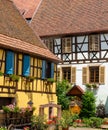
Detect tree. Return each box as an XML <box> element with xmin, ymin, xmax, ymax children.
<box><xmin>56</xmin><ymin>80</ymin><xmax>72</xmax><ymax>110</ymax></box>
<box><xmin>79</xmin><ymin>91</ymin><xmax>96</xmax><ymax>118</ymax></box>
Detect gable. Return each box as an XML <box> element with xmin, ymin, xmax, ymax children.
<box><xmin>0</xmin><ymin>0</ymin><xmax>46</xmax><ymax>49</ymax></box>
<box><xmin>67</xmin><ymin>85</ymin><xmax>84</xmax><ymax>97</ymax></box>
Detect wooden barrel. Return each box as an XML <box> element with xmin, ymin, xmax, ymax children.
<box><xmin>0</xmin><ymin>110</ymin><xmax>6</xmax><ymax>125</ymax></box>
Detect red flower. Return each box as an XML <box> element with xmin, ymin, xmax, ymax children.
<box><xmin>74</xmin><ymin>119</ymin><xmax>82</xmax><ymax>123</ymax></box>
<box><xmin>47</xmin><ymin>120</ymin><xmax>55</xmax><ymax>125</ymax></box>
<box><xmin>23</xmin><ymin>126</ymin><xmax>29</xmax><ymax>130</ymax></box>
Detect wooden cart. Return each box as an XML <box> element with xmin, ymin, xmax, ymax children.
<box><xmin>0</xmin><ymin>111</ymin><xmax>33</xmax><ymax>130</ymax></box>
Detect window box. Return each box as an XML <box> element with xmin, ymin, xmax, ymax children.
<box><xmin>44</xmin><ymin>78</ymin><xmax>55</xmax><ymax>85</ymax></box>
<box><xmin>85</xmin><ymin>83</ymin><xmax>99</xmax><ymax>89</ymax></box>
<box><xmin>9</xmin><ymin>74</ymin><xmax>20</xmax><ymax>82</ymax></box>
<box><xmin>25</xmin><ymin>76</ymin><xmax>35</xmax><ymax>82</ymax></box>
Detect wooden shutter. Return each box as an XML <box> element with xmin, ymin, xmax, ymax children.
<box><xmin>71</xmin><ymin>67</ymin><xmax>76</xmax><ymax>84</ymax></box>
<box><xmin>22</xmin><ymin>55</ymin><xmax>30</xmax><ymax>76</ymax></box>
<box><xmin>62</xmin><ymin>37</ymin><xmax>71</xmax><ymax>53</ymax></box>
<box><xmin>6</xmin><ymin>51</ymin><xmax>14</xmax><ymax>74</ymax></box>
<box><xmin>99</xmin><ymin>66</ymin><xmax>105</xmax><ymax>84</ymax></box>
<box><xmin>89</xmin><ymin>34</ymin><xmax>99</xmax><ymax>51</ymax></box>
<box><xmin>57</xmin><ymin>67</ymin><xmax>60</xmax><ymax>81</ymax></box>
<box><xmin>82</xmin><ymin>67</ymin><xmax>88</xmax><ymax>84</ymax></box>
<box><xmin>66</xmin><ymin>38</ymin><xmax>71</xmax><ymax>52</ymax></box>
<box><xmin>44</xmin><ymin>39</ymin><xmax>53</xmax><ymax>52</ymax></box>
<box><xmin>42</xmin><ymin>60</ymin><xmax>46</xmax><ymax>79</ymax></box>
<box><xmin>62</xmin><ymin>38</ymin><xmax>65</xmax><ymax>53</ymax></box>
<box><xmin>51</xmin><ymin>63</ymin><xmax>54</xmax><ymax>78</ymax></box>
<box><xmin>59</xmin><ymin>67</ymin><xmax>62</xmax><ymax>81</ymax></box>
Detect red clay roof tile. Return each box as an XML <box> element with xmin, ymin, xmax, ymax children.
<box><xmin>31</xmin><ymin>0</ymin><xmax>108</xmax><ymax>37</ymax></box>
<box><xmin>0</xmin><ymin>34</ymin><xmax>60</xmax><ymax>63</ymax></box>
<box><xmin>13</xmin><ymin>0</ymin><xmax>41</xmax><ymax>18</ymax></box>
<box><xmin>0</xmin><ymin>0</ymin><xmax>60</xmax><ymax>63</ymax></box>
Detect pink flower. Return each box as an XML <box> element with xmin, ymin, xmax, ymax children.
<box><xmin>20</xmin><ymin>107</ymin><xmax>26</xmax><ymax>113</ymax></box>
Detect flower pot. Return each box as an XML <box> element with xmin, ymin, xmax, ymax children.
<box><xmin>62</xmin><ymin>127</ymin><xmax>69</xmax><ymax>130</ymax></box>
<box><xmin>48</xmin><ymin>124</ymin><xmax>56</xmax><ymax>130</ymax></box>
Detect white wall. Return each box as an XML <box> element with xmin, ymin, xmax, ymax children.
<box><xmin>73</xmin><ymin>63</ymin><xmax>108</xmax><ymax>114</ymax></box>
<box><xmin>58</xmin><ymin>62</ymin><xmax>108</xmax><ymax>114</ymax></box>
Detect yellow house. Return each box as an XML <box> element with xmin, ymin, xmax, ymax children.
<box><xmin>0</xmin><ymin>0</ymin><xmax>60</xmax><ymax>116</ymax></box>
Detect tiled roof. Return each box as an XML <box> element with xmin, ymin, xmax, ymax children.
<box><xmin>67</xmin><ymin>85</ymin><xmax>84</xmax><ymax>96</ymax></box>
<box><xmin>0</xmin><ymin>0</ymin><xmax>60</xmax><ymax>63</ymax></box>
<box><xmin>0</xmin><ymin>34</ymin><xmax>60</xmax><ymax>63</ymax></box>
<box><xmin>13</xmin><ymin>0</ymin><xmax>41</xmax><ymax>18</ymax></box>
<box><xmin>31</xmin><ymin>0</ymin><xmax>108</xmax><ymax>37</ymax></box>
<box><xmin>0</xmin><ymin>0</ymin><xmax>45</xmax><ymax>48</ymax></box>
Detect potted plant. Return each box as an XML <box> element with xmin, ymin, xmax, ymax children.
<box><xmin>31</xmin><ymin>114</ymin><xmax>48</xmax><ymax>130</ymax></box>
<box><xmin>0</xmin><ymin>127</ymin><xmax>7</xmax><ymax>130</ymax></box>
<box><xmin>85</xmin><ymin>83</ymin><xmax>98</xmax><ymax>90</ymax></box>
<box><xmin>9</xmin><ymin>74</ymin><xmax>20</xmax><ymax>82</ymax></box>
<box><xmin>45</xmin><ymin>78</ymin><xmax>55</xmax><ymax>85</ymax></box>
<box><xmin>26</xmin><ymin>76</ymin><xmax>35</xmax><ymax>82</ymax></box>
<box><xmin>0</xmin><ymin>71</ymin><xmax>3</xmax><ymax>76</ymax></box>
<box><xmin>85</xmin><ymin>83</ymin><xmax>92</xmax><ymax>89</ymax></box>
<box><xmin>47</xmin><ymin>78</ymin><xmax>55</xmax><ymax>83</ymax></box>
<box><xmin>59</xmin><ymin>110</ymin><xmax>72</xmax><ymax>130</ymax></box>
<box><xmin>92</xmin><ymin>84</ymin><xmax>98</xmax><ymax>88</ymax></box>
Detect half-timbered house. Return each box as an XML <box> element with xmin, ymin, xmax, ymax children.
<box><xmin>0</xmin><ymin>0</ymin><xmax>60</xmax><ymax>116</ymax></box>
<box><xmin>29</xmin><ymin>0</ymin><xmax>108</xmax><ymax>113</ymax></box>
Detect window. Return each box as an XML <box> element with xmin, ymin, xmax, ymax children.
<box><xmin>62</xmin><ymin>67</ymin><xmax>76</xmax><ymax>83</ymax></box>
<box><xmin>5</xmin><ymin>51</ymin><xmax>14</xmax><ymax>74</ymax></box>
<box><xmin>62</xmin><ymin>37</ymin><xmax>71</xmax><ymax>53</ymax></box>
<box><xmin>82</xmin><ymin>66</ymin><xmax>105</xmax><ymax>84</ymax></box>
<box><xmin>42</xmin><ymin>60</ymin><xmax>54</xmax><ymax>79</ymax></box>
<box><xmin>89</xmin><ymin>66</ymin><xmax>99</xmax><ymax>83</ymax></box>
<box><xmin>89</xmin><ymin>34</ymin><xmax>100</xmax><ymax>51</ymax></box>
<box><xmin>0</xmin><ymin>97</ymin><xmax>14</xmax><ymax>109</ymax></box>
<box><xmin>62</xmin><ymin>67</ymin><xmax>71</xmax><ymax>82</ymax></box>
<box><xmin>22</xmin><ymin>55</ymin><xmax>30</xmax><ymax>76</ymax></box>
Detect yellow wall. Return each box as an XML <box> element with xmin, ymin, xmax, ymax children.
<box><xmin>0</xmin><ymin>48</ymin><xmax>57</xmax><ymax>116</ymax></box>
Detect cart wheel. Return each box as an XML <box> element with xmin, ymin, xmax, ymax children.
<box><xmin>8</xmin><ymin>124</ymin><xmax>15</xmax><ymax>130</ymax></box>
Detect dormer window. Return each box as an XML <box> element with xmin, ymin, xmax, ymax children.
<box><xmin>89</xmin><ymin>34</ymin><xmax>100</xmax><ymax>51</ymax></box>
<box><xmin>62</xmin><ymin>37</ymin><xmax>71</xmax><ymax>53</ymax></box>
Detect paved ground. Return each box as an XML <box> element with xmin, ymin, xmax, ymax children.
<box><xmin>69</xmin><ymin>127</ymin><xmax>102</xmax><ymax>130</ymax></box>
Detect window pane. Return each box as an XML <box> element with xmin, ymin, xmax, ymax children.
<box><xmin>89</xmin><ymin>66</ymin><xmax>99</xmax><ymax>83</ymax></box>
<box><xmin>62</xmin><ymin>67</ymin><xmax>71</xmax><ymax>82</ymax></box>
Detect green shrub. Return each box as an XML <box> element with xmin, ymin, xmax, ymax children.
<box><xmin>56</xmin><ymin>80</ymin><xmax>72</xmax><ymax>110</ymax></box>
<box><xmin>79</xmin><ymin>91</ymin><xmax>96</xmax><ymax>118</ymax></box>
<box><xmin>0</xmin><ymin>127</ymin><xmax>7</xmax><ymax>130</ymax></box>
<box><xmin>59</xmin><ymin>110</ymin><xmax>73</xmax><ymax>128</ymax></box>
<box><xmin>83</xmin><ymin>117</ymin><xmax>103</xmax><ymax>128</ymax></box>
